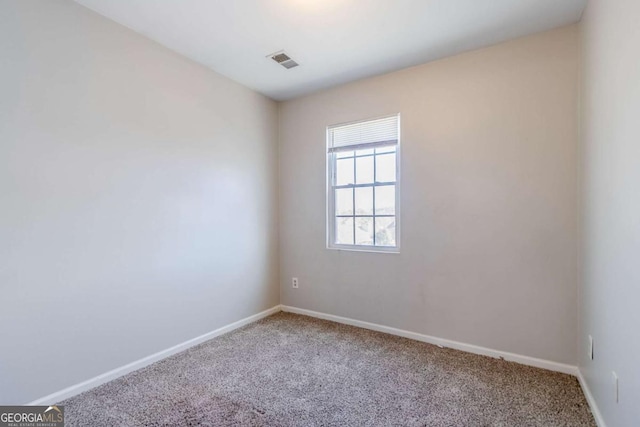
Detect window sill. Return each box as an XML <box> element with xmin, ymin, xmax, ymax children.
<box><xmin>327</xmin><ymin>245</ymin><xmax>400</xmax><ymax>254</ymax></box>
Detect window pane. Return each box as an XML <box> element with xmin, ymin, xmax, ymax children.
<box><xmin>375</xmin><ymin>217</ymin><xmax>396</xmax><ymax>247</ymax></box>
<box><xmin>336</xmin><ymin>217</ymin><xmax>354</xmax><ymax>245</ymax></box>
<box><xmin>335</xmin><ymin>188</ymin><xmax>353</xmax><ymax>215</ymax></box>
<box><xmin>375</xmin><ymin>153</ymin><xmax>396</xmax><ymax>182</ymax></box>
<box><xmin>355</xmin><ymin>148</ymin><xmax>374</xmax><ymax>156</ymax></box>
<box><xmin>336</xmin><ymin>158</ymin><xmax>354</xmax><ymax>186</ymax></box>
<box><xmin>355</xmin><ymin>217</ymin><xmax>374</xmax><ymax>246</ymax></box>
<box><xmin>375</xmin><ymin>185</ymin><xmax>395</xmax><ymax>215</ymax></box>
<box><xmin>355</xmin><ymin>187</ymin><xmax>373</xmax><ymax>215</ymax></box>
<box><xmin>336</xmin><ymin>150</ymin><xmax>354</xmax><ymax>159</ymax></box>
<box><xmin>355</xmin><ymin>156</ymin><xmax>374</xmax><ymax>184</ymax></box>
<box><xmin>375</xmin><ymin>145</ymin><xmax>396</xmax><ymax>154</ymax></box>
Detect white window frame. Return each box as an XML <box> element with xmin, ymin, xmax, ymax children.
<box><xmin>326</xmin><ymin>114</ymin><xmax>401</xmax><ymax>253</ymax></box>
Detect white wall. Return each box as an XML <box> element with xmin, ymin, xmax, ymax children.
<box><xmin>0</xmin><ymin>0</ymin><xmax>279</xmax><ymax>404</ymax></box>
<box><xmin>579</xmin><ymin>0</ymin><xmax>640</xmax><ymax>425</ymax></box>
<box><xmin>279</xmin><ymin>26</ymin><xmax>580</xmax><ymax>365</ymax></box>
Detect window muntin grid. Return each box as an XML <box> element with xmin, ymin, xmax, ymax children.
<box><xmin>328</xmin><ymin>144</ymin><xmax>399</xmax><ymax>251</ymax></box>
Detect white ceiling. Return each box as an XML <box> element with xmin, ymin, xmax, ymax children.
<box><xmin>75</xmin><ymin>0</ymin><xmax>587</xmax><ymax>101</ymax></box>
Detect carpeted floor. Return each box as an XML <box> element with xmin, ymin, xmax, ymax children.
<box><xmin>61</xmin><ymin>312</ymin><xmax>595</xmax><ymax>426</ymax></box>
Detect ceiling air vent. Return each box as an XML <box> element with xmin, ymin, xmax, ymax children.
<box><xmin>268</xmin><ymin>51</ymin><xmax>299</xmax><ymax>69</ymax></box>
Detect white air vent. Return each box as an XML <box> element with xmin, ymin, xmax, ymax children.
<box><xmin>267</xmin><ymin>51</ymin><xmax>299</xmax><ymax>69</ymax></box>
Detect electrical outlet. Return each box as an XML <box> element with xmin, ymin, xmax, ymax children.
<box><xmin>292</xmin><ymin>277</ymin><xmax>299</xmax><ymax>289</ymax></box>
<box><xmin>588</xmin><ymin>335</ymin><xmax>594</xmax><ymax>360</ymax></box>
<box><xmin>612</xmin><ymin>371</ymin><xmax>619</xmax><ymax>403</ymax></box>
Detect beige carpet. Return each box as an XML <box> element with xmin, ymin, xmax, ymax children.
<box><xmin>61</xmin><ymin>312</ymin><xmax>595</xmax><ymax>426</ymax></box>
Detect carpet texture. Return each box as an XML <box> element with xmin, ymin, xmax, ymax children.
<box><xmin>61</xmin><ymin>312</ymin><xmax>595</xmax><ymax>426</ymax></box>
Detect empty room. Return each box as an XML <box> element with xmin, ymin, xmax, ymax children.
<box><xmin>1</xmin><ymin>0</ymin><xmax>638</xmax><ymax>426</ymax></box>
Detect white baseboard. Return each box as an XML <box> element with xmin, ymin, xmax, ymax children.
<box><xmin>27</xmin><ymin>305</ymin><xmax>282</xmax><ymax>405</ymax></box>
<box><xmin>29</xmin><ymin>303</ymin><xmax>602</xmax><ymax>425</ymax></box>
<box><xmin>577</xmin><ymin>369</ymin><xmax>607</xmax><ymax>427</ymax></box>
<box><xmin>281</xmin><ymin>305</ymin><xmax>578</xmax><ymax>376</ymax></box>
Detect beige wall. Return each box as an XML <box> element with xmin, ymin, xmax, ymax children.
<box><xmin>580</xmin><ymin>0</ymin><xmax>640</xmax><ymax>425</ymax></box>
<box><xmin>0</xmin><ymin>1</ymin><xmax>279</xmax><ymax>404</ymax></box>
<box><xmin>279</xmin><ymin>26</ymin><xmax>580</xmax><ymax>364</ymax></box>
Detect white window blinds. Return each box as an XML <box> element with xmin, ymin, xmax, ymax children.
<box><xmin>328</xmin><ymin>115</ymin><xmax>399</xmax><ymax>152</ymax></box>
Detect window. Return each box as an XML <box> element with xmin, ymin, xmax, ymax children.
<box><xmin>327</xmin><ymin>115</ymin><xmax>400</xmax><ymax>252</ymax></box>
